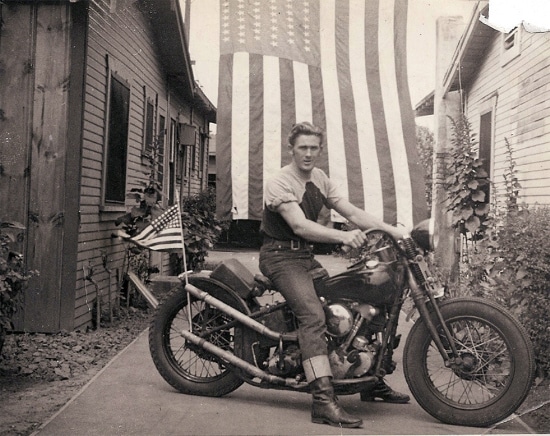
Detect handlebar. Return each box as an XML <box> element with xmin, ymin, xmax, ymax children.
<box><xmin>341</xmin><ymin>228</ymin><xmax>402</xmax><ymax>254</ymax></box>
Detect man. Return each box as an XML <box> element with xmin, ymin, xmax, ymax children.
<box><xmin>259</xmin><ymin>122</ymin><xmax>409</xmax><ymax>428</ymax></box>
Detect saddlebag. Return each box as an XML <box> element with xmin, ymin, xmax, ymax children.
<box><xmin>210</xmin><ymin>258</ymin><xmax>255</xmax><ymax>299</ymax></box>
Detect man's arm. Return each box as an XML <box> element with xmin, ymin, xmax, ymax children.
<box><xmin>277</xmin><ymin>201</ymin><xmax>368</xmax><ymax>249</ymax></box>
<box><xmin>331</xmin><ymin>197</ymin><xmax>404</xmax><ymax>240</ymax></box>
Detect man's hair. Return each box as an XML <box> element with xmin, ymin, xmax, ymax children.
<box><xmin>287</xmin><ymin>121</ymin><xmax>324</xmax><ymax>146</ymax></box>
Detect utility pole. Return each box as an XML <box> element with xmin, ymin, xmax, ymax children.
<box><xmin>432</xmin><ymin>16</ymin><xmax>466</xmax><ymax>281</ymax></box>
<box><xmin>183</xmin><ymin>0</ymin><xmax>191</xmax><ymax>43</ymax></box>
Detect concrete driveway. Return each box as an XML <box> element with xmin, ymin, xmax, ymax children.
<box><xmin>34</xmin><ymin>250</ymin><xmax>533</xmax><ymax>435</ymax></box>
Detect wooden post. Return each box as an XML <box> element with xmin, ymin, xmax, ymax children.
<box><xmin>432</xmin><ymin>16</ymin><xmax>467</xmax><ymax>281</ymax></box>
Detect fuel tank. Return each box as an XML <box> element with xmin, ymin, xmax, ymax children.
<box><xmin>315</xmin><ymin>260</ymin><xmax>403</xmax><ymax>305</ymax></box>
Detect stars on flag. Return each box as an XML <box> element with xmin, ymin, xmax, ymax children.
<box><xmin>220</xmin><ymin>0</ymin><xmax>316</xmax><ymax>63</ymax></box>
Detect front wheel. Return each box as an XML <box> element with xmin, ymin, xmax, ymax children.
<box><xmin>148</xmin><ymin>280</ymin><xmax>250</xmax><ymax>397</ymax></box>
<box><xmin>403</xmin><ymin>297</ymin><xmax>535</xmax><ymax>427</ymax></box>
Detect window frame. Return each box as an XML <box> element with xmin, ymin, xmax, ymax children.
<box><xmin>102</xmin><ymin>70</ymin><xmax>131</xmax><ymax>209</ymax></box>
<box><xmin>501</xmin><ymin>26</ymin><xmax>522</xmax><ymax>67</ymax></box>
<box><xmin>142</xmin><ymin>87</ymin><xmax>157</xmax><ymax>156</ymax></box>
<box><xmin>157</xmin><ymin>113</ymin><xmax>166</xmax><ymax>204</ymax></box>
<box><xmin>478</xmin><ymin>93</ymin><xmax>498</xmax><ymax>206</ymax></box>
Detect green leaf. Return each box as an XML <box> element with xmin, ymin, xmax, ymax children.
<box><xmin>467</xmin><ymin>180</ymin><xmax>479</xmax><ymax>189</ymax></box>
<box><xmin>474</xmin><ymin>203</ymin><xmax>490</xmax><ymax>215</ymax></box>
<box><xmin>476</xmin><ymin>168</ymin><xmax>488</xmax><ymax>177</ymax></box>
<box><xmin>459</xmin><ymin>207</ymin><xmax>474</xmax><ymax>220</ymax></box>
<box><xmin>471</xmin><ymin>190</ymin><xmax>486</xmax><ymax>202</ymax></box>
<box><xmin>465</xmin><ymin>215</ymin><xmax>481</xmax><ymax>234</ymax></box>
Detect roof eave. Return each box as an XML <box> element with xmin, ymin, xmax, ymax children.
<box><xmin>442</xmin><ymin>2</ymin><xmax>496</xmax><ymax>96</ymax></box>
<box><xmin>415</xmin><ymin>91</ymin><xmax>435</xmax><ymax>117</ymax></box>
<box><xmin>139</xmin><ymin>0</ymin><xmax>195</xmax><ymax>99</ymax></box>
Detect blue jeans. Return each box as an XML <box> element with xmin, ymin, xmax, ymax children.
<box><xmin>259</xmin><ymin>244</ymin><xmax>332</xmax><ymax>381</ymax></box>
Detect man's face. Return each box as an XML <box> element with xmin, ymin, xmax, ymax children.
<box><xmin>290</xmin><ymin>134</ymin><xmax>322</xmax><ymax>173</ymax></box>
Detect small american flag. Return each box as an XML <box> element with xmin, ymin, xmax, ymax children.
<box><xmin>216</xmin><ymin>0</ymin><xmax>427</xmax><ymax>227</ymax></box>
<box><xmin>130</xmin><ymin>204</ymin><xmax>184</xmax><ymax>251</ymax></box>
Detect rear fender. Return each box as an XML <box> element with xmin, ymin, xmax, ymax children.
<box><xmin>186</xmin><ymin>274</ymin><xmax>260</xmax><ymax>365</ymax></box>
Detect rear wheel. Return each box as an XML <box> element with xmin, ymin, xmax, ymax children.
<box><xmin>403</xmin><ymin>297</ymin><xmax>535</xmax><ymax>427</ymax></box>
<box><xmin>149</xmin><ymin>281</ymin><xmax>249</xmax><ymax>396</ymax></box>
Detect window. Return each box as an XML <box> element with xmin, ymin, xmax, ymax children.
<box><xmin>178</xmin><ymin>123</ymin><xmax>195</xmax><ymax>177</ymax></box>
<box><xmin>479</xmin><ymin>111</ymin><xmax>493</xmax><ymax>205</ymax></box>
<box><xmin>501</xmin><ymin>26</ymin><xmax>521</xmax><ymax>66</ymax></box>
<box><xmin>157</xmin><ymin>114</ymin><xmax>166</xmax><ymax>186</ymax></box>
<box><xmin>105</xmin><ymin>75</ymin><xmax>130</xmax><ymax>204</ymax></box>
<box><xmin>169</xmin><ymin>118</ymin><xmax>177</xmax><ymax>204</ymax></box>
<box><xmin>144</xmin><ymin>98</ymin><xmax>155</xmax><ymax>155</ymax></box>
<box><xmin>198</xmin><ymin>131</ymin><xmax>207</xmax><ymax>178</ymax></box>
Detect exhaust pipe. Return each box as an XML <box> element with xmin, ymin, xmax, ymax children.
<box><xmin>182</xmin><ymin>283</ymin><xmax>379</xmax><ymax>390</ymax></box>
<box><xmin>185</xmin><ymin>283</ymin><xmax>298</xmax><ymax>342</ymax></box>
<box><xmin>180</xmin><ymin>329</ymin><xmax>307</xmax><ymax>389</ymax></box>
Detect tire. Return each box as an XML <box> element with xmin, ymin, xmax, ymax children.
<box><xmin>148</xmin><ymin>280</ymin><xmax>250</xmax><ymax>397</ymax></box>
<box><xmin>403</xmin><ymin>297</ymin><xmax>535</xmax><ymax>427</ymax></box>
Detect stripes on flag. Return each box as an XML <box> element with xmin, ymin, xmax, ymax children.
<box><xmin>216</xmin><ymin>0</ymin><xmax>427</xmax><ymax>228</ymax></box>
<box><xmin>130</xmin><ymin>204</ymin><xmax>184</xmax><ymax>251</ymax></box>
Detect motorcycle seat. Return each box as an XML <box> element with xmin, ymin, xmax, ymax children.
<box><xmin>252</xmin><ymin>268</ymin><xmax>328</xmax><ymax>297</ymax></box>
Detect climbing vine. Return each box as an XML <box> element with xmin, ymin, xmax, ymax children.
<box><xmin>443</xmin><ymin>115</ymin><xmax>491</xmax><ymax>239</ymax></box>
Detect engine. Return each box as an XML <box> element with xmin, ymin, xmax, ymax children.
<box><xmin>324</xmin><ymin>301</ymin><xmax>382</xmax><ymax>379</ymax></box>
<box><xmin>262</xmin><ymin>300</ymin><xmax>384</xmax><ymax>380</ymax></box>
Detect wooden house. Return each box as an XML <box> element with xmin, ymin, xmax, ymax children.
<box><xmin>415</xmin><ymin>3</ymin><xmax>550</xmax><ymax>267</ymax></box>
<box><xmin>0</xmin><ymin>0</ymin><xmax>215</xmax><ymax>332</ymax></box>
<box><xmin>418</xmin><ymin>3</ymin><xmax>550</xmax><ymax>208</ymax></box>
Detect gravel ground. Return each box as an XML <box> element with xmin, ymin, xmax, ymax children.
<box><xmin>0</xmin><ymin>307</ymin><xmax>151</xmax><ymax>436</ymax></box>
<box><xmin>0</xmin><ymin>304</ymin><xmax>549</xmax><ymax>435</ymax></box>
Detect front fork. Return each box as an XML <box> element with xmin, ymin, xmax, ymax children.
<box><xmin>404</xmin><ymin>259</ymin><xmax>460</xmax><ymax>366</ymax></box>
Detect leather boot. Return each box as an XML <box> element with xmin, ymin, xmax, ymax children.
<box><xmin>310</xmin><ymin>377</ymin><xmax>363</xmax><ymax>428</ymax></box>
<box><xmin>360</xmin><ymin>379</ymin><xmax>410</xmax><ymax>403</ymax></box>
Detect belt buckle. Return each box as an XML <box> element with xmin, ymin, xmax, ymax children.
<box><xmin>290</xmin><ymin>239</ymin><xmax>300</xmax><ymax>250</ymax></box>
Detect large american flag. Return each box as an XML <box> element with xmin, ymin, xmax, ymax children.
<box><xmin>216</xmin><ymin>0</ymin><xmax>427</xmax><ymax>227</ymax></box>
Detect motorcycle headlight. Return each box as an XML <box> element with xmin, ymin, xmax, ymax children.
<box><xmin>410</xmin><ymin>218</ymin><xmax>437</xmax><ymax>252</ymax></box>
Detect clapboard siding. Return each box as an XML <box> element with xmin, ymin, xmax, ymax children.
<box><xmin>72</xmin><ymin>0</ymin><xmax>211</xmax><ymax>330</ymax></box>
<box><xmin>0</xmin><ymin>0</ymin><xmax>212</xmax><ymax>332</ymax></box>
<box><xmin>464</xmin><ymin>27</ymin><xmax>550</xmax><ymax>208</ymax></box>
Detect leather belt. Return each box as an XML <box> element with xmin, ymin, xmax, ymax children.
<box><xmin>263</xmin><ymin>236</ymin><xmax>314</xmax><ymax>251</ymax></box>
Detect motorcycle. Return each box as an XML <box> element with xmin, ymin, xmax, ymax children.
<box><xmin>148</xmin><ymin>219</ymin><xmax>535</xmax><ymax>427</ymax></box>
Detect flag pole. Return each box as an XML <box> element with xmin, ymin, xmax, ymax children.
<box><xmin>176</xmin><ymin>202</ymin><xmax>193</xmax><ymax>331</ymax></box>
<box><xmin>176</xmin><ymin>202</ymin><xmax>189</xmax><ymax>286</ymax></box>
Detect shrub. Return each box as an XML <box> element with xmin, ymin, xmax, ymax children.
<box><xmin>449</xmin><ymin>204</ymin><xmax>550</xmax><ymax>374</ymax></box>
<box><xmin>114</xmin><ymin>133</ymin><xmax>227</xmax><ymax>272</ymax></box>
<box><xmin>442</xmin><ymin>122</ymin><xmax>549</xmax><ymax>374</ymax></box>
<box><xmin>0</xmin><ymin>221</ymin><xmax>37</xmax><ymax>351</ymax></box>
<box><xmin>483</xmin><ymin>207</ymin><xmax>550</xmax><ymax>374</ymax></box>
<box><xmin>179</xmin><ymin>187</ymin><xmax>229</xmax><ymax>271</ymax></box>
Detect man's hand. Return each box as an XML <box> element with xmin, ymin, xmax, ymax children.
<box><xmin>340</xmin><ymin>229</ymin><xmax>367</xmax><ymax>250</ymax></box>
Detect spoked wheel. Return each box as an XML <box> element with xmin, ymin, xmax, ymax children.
<box><xmin>149</xmin><ymin>281</ymin><xmax>250</xmax><ymax>397</ymax></box>
<box><xmin>403</xmin><ymin>297</ymin><xmax>535</xmax><ymax>427</ymax></box>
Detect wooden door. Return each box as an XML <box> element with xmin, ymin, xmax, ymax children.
<box><xmin>1</xmin><ymin>3</ymin><xmax>74</xmax><ymax>332</ymax></box>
